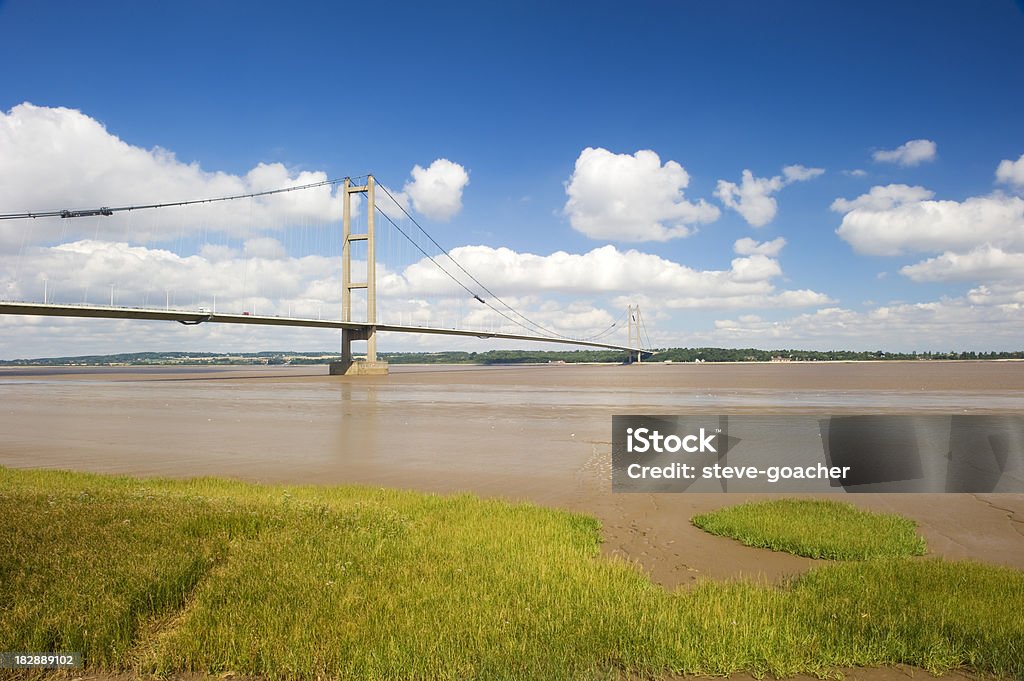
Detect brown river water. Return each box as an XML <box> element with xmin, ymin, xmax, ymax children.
<box><xmin>1</xmin><ymin>361</ymin><xmax>1022</xmax><ymax>587</ymax></box>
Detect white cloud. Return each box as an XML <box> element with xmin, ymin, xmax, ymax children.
<box><xmin>199</xmin><ymin>244</ymin><xmax>240</xmax><ymax>262</ymax></box>
<box><xmin>843</xmin><ymin>169</ymin><xmax>868</xmax><ymax>177</ymax></box>
<box><xmin>704</xmin><ymin>298</ymin><xmax>1024</xmax><ymax>352</ymax></box>
<box><xmin>0</xmin><ymin>103</ymin><xmax>347</xmax><ymax>249</ymax></box>
<box><xmin>401</xmin><ymin>158</ymin><xmax>469</xmax><ymax>221</ymax></box>
<box><xmin>834</xmin><ymin>166</ymin><xmax>1024</xmax><ymax>295</ymax></box>
<box><xmin>782</xmin><ymin>165</ymin><xmax>825</xmax><ymax>183</ymax></box>
<box><xmin>2</xmin><ymin>240</ymin><xmax>341</xmax><ymax>316</ymax></box>
<box><xmin>729</xmin><ymin>254</ymin><xmax>782</xmax><ymax>282</ymax></box>
<box><xmin>622</xmin><ymin>288</ymin><xmax>832</xmax><ymax>313</ymax></box>
<box><xmin>388</xmin><ymin>243</ymin><xmax>829</xmax><ymax>310</ymax></box>
<box><xmin>734</xmin><ymin>237</ymin><xmax>786</xmax><ymax>257</ymax></box>
<box><xmin>966</xmin><ymin>283</ymin><xmax>1024</xmax><ymax>306</ymax></box>
<box><xmin>900</xmin><ymin>245</ymin><xmax>1024</xmax><ymax>282</ymax></box>
<box><xmin>830</xmin><ymin>184</ymin><xmax>934</xmax><ymax>213</ymax></box>
<box><xmin>243</xmin><ymin>237</ymin><xmax>287</xmax><ymax>260</ymax></box>
<box><xmin>715</xmin><ymin>171</ymin><xmax>784</xmax><ymax>227</ymax></box>
<box><xmin>771</xmin><ymin>290</ymin><xmax>834</xmax><ymax>307</ymax></box>
<box><xmin>0</xmin><ymin>314</ymin><xmax>340</xmax><ymax>360</ymax></box>
<box><xmin>833</xmin><ymin>185</ymin><xmax>1024</xmax><ymax>257</ymax></box>
<box><xmin>872</xmin><ymin>139</ymin><xmax>937</xmax><ymax>167</ymax></box>
<box><xmin>563</xmin><ymin>147</ymin><xmax>720</xmax><ymax>241</ymax></box>
<box><xmin>996</xmin><ymin>153</ymin><xmax>1024</xmax><ymax>188</ymax></box>
<box><xmin>715</xmin><ymin>165</ymin><xmax>824</xmax><ymax>227</ymax></box>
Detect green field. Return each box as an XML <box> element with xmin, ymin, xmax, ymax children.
<box><xmin>692</xmin><ymin>499</ymin><xmax>928</xmax><ymax>560</ymax></box>
<box><xmin>1</xmin><ymin>467</ymin><xmax>1022</xmax><ymax>679</ymax></box>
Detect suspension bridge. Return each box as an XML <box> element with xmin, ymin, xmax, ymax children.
<box><xmin>0</xmin><ymin>174</ymin><xmax>653</xmax><ymax>374</ymax></box>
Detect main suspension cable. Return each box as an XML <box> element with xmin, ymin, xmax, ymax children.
<box><xmin>0</xmin><ymin>175</ymin><xmax>369</xmax><ymax>221</ymax></box>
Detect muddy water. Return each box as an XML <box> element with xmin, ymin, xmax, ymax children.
<box><xmin>1</xmin><ymin>361</ymin><xmax>1022</xmax><ymax>586</ymax></box>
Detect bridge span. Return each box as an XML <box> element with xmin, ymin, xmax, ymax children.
<box><xmin>0</xmin><ymin>302</ymin><xmax>647</xmax><ymax>372</ymax></box>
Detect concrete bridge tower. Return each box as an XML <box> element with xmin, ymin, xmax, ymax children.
<box><xmin>330</xmin><ymin>176</ymin><xmax>389</xmax><ymax>376</ymax></box>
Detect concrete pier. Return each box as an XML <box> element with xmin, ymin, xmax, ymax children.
<box><xmin>329</xmin><ymin>359</ymin><xmax>390</xmax><ymax>376</ymax></box>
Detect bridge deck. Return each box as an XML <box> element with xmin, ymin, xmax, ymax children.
<box><xmin>0</xmin><ymin>302</ymin><xmax>645</xmax><ymax>353</ymax></box>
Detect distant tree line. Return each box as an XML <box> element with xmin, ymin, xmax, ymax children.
<box><xmin>651</xmin><ymin>348</ymin><xmax>1024</xmax><ymax>362</ymax></box>
<box><xmin>379</xmin><ymin>350</ymin><xmax>630</xmax><ymax>364</ymax></box>
<box><xmin>4</xmin><ymin>348</ymin><xmax>1024</xmax><ymax>366</ymax></box>
<box><xmin>0</xmin><ymin>351</ymin><xmax>329</xmax><ymax>366</ymax></box>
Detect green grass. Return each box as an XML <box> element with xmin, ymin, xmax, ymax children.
<box><xmin>1</xmin><ymin>468</ymin><xmax>1021</xmax><ymax>679</ymax></box>
<box><xmin>691</xmin><ymin>499</ymin><xmax>928</xmax><ymax>560</ymax></box>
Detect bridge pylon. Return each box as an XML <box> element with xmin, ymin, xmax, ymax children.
<box><xmin>627</xmin><ymin>304</ymin><xmax>644</xmax><ymax>364</ymax></box>
<box><xmin>330</xmin><ymin>175</ymin><xmax>389</xmax><ymax>376</ymax></box>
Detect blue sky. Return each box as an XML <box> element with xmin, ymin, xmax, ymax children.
<box><xmin>1</xmin><ymin>1</ymin><xmax>1023</xmax><ymax>357</ymax></box>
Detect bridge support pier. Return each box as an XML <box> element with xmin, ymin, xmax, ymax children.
<box><xmin>329</xmin><ymin>358</ymin><xmax>389</xmax><ymax>375</ymax></box>
<box><xmin>330</xmin><ymin>327</ymin><xmax>389</xmax><ymax>375</ymax></box>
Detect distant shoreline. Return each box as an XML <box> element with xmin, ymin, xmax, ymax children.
<box><xmin>2</xmin><ymin>352</ymin><xmax>1024</xmax><ymax>368</ymax></box>
<box><xmin>3</xmin><ymin>356</ymin><xmax>1024</xmax><ymax>368</ymax></box>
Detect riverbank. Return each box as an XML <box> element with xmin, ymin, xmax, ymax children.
<box><xmin>3</xmin><ymin>467</ymin><xmax>1022</xmax><ymax>679</ymax></box>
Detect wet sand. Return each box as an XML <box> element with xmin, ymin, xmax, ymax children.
<box><xmin>1</xmin><ymin>361</ymin><xmax>1022</xmax><ymax>588</ymax></box>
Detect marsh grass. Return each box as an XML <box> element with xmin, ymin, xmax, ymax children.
<box><xmin>691</xmin><ymin>499</ymin><xmax>927</xmax><ymax>560</ymax></box>
<box><xmin>1</xmin><ymin>468</ymin><xmax>1020</xmax><ymax>679</ymax></box>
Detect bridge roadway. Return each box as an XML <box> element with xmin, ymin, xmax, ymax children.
<box><xmin>0</xmin><ymin>302</ymin><xmax>645</xmax><ymax>354</ymax></box>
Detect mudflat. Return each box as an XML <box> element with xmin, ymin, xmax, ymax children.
<box><xmin>1</xmin><ymin>361</ymin><xmax>1022</xmax><ymax>588</ymax></box>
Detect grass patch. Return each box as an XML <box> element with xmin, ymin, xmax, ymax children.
<box><xmin>0</xmin><ymin>469</ymin><xmax>269</xmax><ymax>667</ymax></box>
<box><xmin>1</xmin><ymin>468</ymin><xmax>1020</xmax><ymax>679</ymax></box>
<box><xmin>692</xmin><ymin>499</ymin><xmax>927</xmax><ymax>560</ymax></box>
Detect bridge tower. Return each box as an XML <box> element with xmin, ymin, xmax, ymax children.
<box><xmin>627</xmin><ymin>304</ymin><xmax>643</xmax><ymax>364</ymax></box>
<box><xmin>330</xmin><ymin>175</ymin><xmax>389</xmax><ymax>376</ymax></box>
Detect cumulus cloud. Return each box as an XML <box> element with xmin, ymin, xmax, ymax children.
<box><xmin>872</xmin><ymin>139</ymin><xmax>937</xmax><ymax>167</ymax></box>
<box><xmin>966</xmin><ymin>283</ymin><xmax>1024</xmax><ymax>307</ymax></box>
<box><xmin>715</xmin><ymin>165</ymin><xmax>824</xmax><ymax>227</ymax></box>
<box><xmin>900</xmin><ymin>245</ymin><xmax>1024</xmax><ymax>282</ymax></box>
<box><xmin>834</xmin><ymin>157</ymin><xmax>1024</xmax><ymax>293</ymax></box>
<box><xmin>734</xmin><ymin>237</ymin><xmax>786</xmax><ymax>257</ymax></box>
<box><xmin>833</xmin><ymin>185</ymin><xmax>1024</xmax><ymax>257</ymax></box>
<box><xmin>996</xmin><ymin>153</ymin><xmax>1024</xmax><ymax>188</ymax></box>
<box><xmin>563</xmin><ymin>147</ymin><xmax>720</xmax><ymax>241</ymax></box>
<box><xmin>390</xmin><ymin>243</ymin><xmax>829</xmax><ymax>310</ymax></box>
<box><xmin>401</xmin><ymin>158</ymin><xmax>469</xmax><ymax>221</ymax></box>
<box><xmin>0</xmin><ymin>103</ymin><xmax>347</xmax><ymax>249</ymax></box>
<box><xmin>715</xmin><ymin>171</ymin><xmax>783</xmax><ymax>227</ymax></box>
<box><xmin>830</xmin><ymin>184</ymin><xmax>934</xmax><ymax>213</ymax></box>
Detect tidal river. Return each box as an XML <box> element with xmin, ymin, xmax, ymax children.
<box><xmin>2</xmin><ymin>361</ymin><xmax>1022</xmax><ymax>586</ymax></box>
